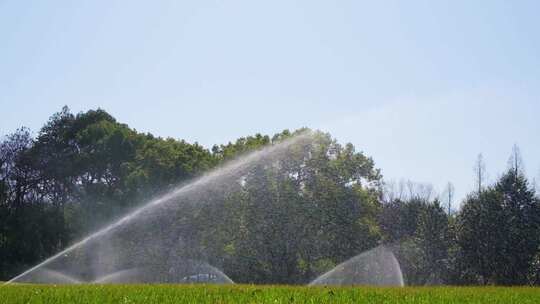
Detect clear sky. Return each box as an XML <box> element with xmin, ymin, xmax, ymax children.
<box><xmin>1</xmin><ymin>1</ymin><xmax>539</xmax><ymax>206</ymax></box>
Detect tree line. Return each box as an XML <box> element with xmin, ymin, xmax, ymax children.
<box><xmin>1</xmin><ymin>107</ymin><xmax>539</xmax><ymax>285</ymax></box>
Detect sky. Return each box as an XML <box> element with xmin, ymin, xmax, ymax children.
<box><xmin>1</xmin><ymin>0</ymin><xmax>539</xmax><ymax>207</ymax></box>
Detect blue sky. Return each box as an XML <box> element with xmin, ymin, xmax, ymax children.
<box><xmin>1</xmin><ymin>1</ymin><xmax>539</xmax><ymax>206</ymax></box>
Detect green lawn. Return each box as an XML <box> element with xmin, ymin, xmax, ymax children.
<box><xmin>1</xmin><ymin>284</ymin><xmax>539</xmax><ymax>304</ymax></box>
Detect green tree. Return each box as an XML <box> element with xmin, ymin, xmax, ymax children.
<box><xmin>457</xmin><ymin>147</ymin><xmax>540</xmax><ymax>285</ymax></box>
<box><xmin>0</xmin><ymin>107</ymin><xmax>218</xmax><ymax>280</ymax></box>
<box><xmin>0</xmin><ymin>128</ymin><xmax>68</xmax><ymax>278</ymax></box>
<box><xmin>494</xmin><ymin>167</ymin><xmax>540</xmax><ymax>284</ymax></box>
<box><xmin>190</xmin><ymin>130</ymin><xmax>383</xmax><ymax>284</ymax></box>
<box><xmin>413</xmin><ymin>200</ymin><xmax>450</xmax><ymax>284</ymax></box>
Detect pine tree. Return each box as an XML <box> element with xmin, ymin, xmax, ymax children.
<box><xmin>494</xmin><ymin>167</ymin><xmax>540</xmax><ymax>284</ymax></box>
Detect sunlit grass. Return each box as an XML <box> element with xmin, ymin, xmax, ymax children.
<box><xmin>1</xmin><ymin>284</ymin><xmax>539</xmax><ymax>304</ymax></box>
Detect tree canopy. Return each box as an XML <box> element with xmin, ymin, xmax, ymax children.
<box><xmin>1</xmin><ymin>107</ymin><xmax>539</xmax><ymax>285</ymax></box>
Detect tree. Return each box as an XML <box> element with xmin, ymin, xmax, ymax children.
<box><xmin>413</xmin><ymin>200</ymin><xmax>450</xmax><ymax>284</ymax></box>
<box><xmin>457</xmin><ymin>187</ymin><xmax>506</xmax><ymax>284</ymax></box>
<box><xmin>442</xmin><ymin>182</ymin><xmax>455</xmax><ymax>215</ymax></box>
<box><xmin>193</xmin><ymin>130</ymin><xmax>383</xmax><ymax>284</ymax></box>
<box><xmin>507</xmin><ymin>144</ymin><xmax>524</xmax><ymax>177</ymax></box>
<box><xmin>494</xmin><ymin>165</ymin><xmax>540</xmax><ymax>284</ymax></box>
<box><xmin>457</xmin><ymin>148</ymin><xmax>540</xmax><ymax>285</ymax></box>
<box><xmin>0</xmin><ymin>108</ymin><xmax>217</xmax><ymax>280</ymax></box>
<box><xmin>380</xmin><ymin>195</ymin><xmax>452</xmax><ymax>285</ymax></box>
<box><xmin>0</xmin><ymin>128</ymin><xmax>68</xmax><ymax>279</ymax></box>
<box><xmin>474</xmin><ymin>153</ymin><xmax>487</xmax><ymax>194</ymax></box>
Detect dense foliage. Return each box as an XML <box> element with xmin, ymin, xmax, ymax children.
<box><xmin>0</xmin><ymin>108</ymin><xmax>215</xmax><ymax>280</ymax></box>
<box><xmin>1</xmin><ymin>107</ymin><xmax>539</xmax><ymax>285</ymax></box>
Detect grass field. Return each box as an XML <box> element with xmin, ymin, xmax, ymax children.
<box><xmin>1</xmin><ymin>285</ymin><xmax>540</xmax><ymax>304</ymax></box>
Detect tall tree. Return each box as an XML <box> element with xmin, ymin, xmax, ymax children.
<box><xmin>413</xmin><ymin>200</ymin><xmax>450</xmax><ymax>284</ymax></box>
<box><xmin>494</xmin><ymin>161</ymin><xmax>540</xmax><ymax>284</ymax></box>
<box><xmin>458</xmin><ymin>148</ymin><xmax>540</xmax><ymax>285</ymax></box>
<box><xmin>443</xmin><ymin>182</ymin><xmax>455</xmax><ymax>215</ymax></box>
<box><xmin>457</xmin><ymin>188</ymin><xmax>506</xmax><ymax>284</ymax></box>
<box><xmin>474</xmin><ymin>153</ymin><xmax>487</xmax><ymax>194</ymax></box>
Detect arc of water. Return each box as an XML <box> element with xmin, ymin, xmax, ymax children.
<box><xmin>17</xmin><ymin>265</ymin><xmax>233</xmax><ymax>284</ymax></box>
<box><xmin>44</xmin><ymin>270</ymin><xmax>82</xmax><ymax>284</ymax></box>
<box><xmin>196</xmin><ymin>264</ymin><xmax>234</xmax><ymax>284</ymax></box>
<box><xmin>5</xmin><ymin>132</ymin><xmax>312</xmax><ymax>285</ymax></box>
<box><xmin>24</xmin><ymin>269</ymin><xmax>82</xmax><ymax>284</ymax></box>
<box><xmin>92</xmin><ymin>268</ymin><xmax>143</xmax><ymax>284</ymax></box>
<box><xmin>308</xmin><ymin>245</ymin><xmax>404</xmax><ymax>287</ymax></box>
